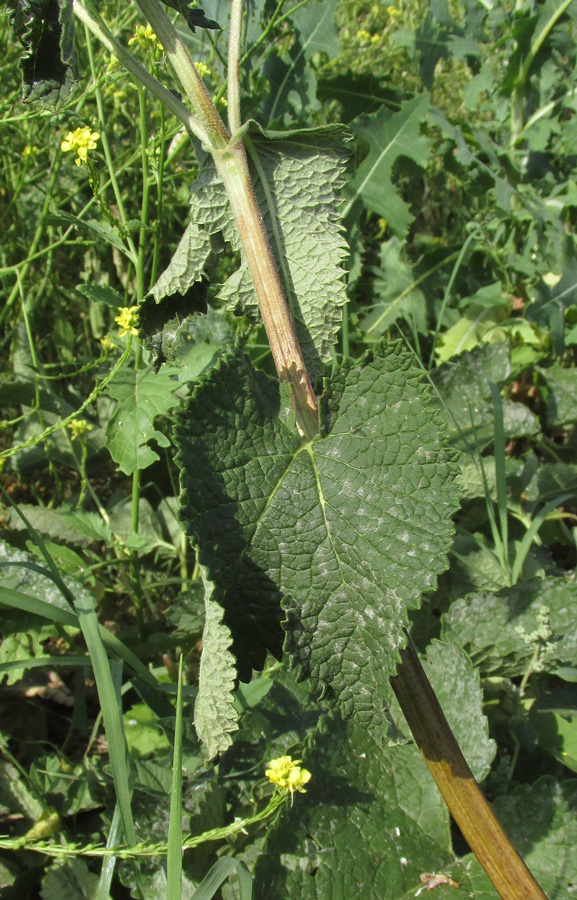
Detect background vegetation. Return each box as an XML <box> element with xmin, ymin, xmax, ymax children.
<box><xmin>1</xmin><ymin>0</ymin><xmax>577</xmax><ymax>897</ymax></box>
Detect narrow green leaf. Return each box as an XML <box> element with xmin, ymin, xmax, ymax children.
<box><xmin>0</xmin><ymin>585</ymin><xmax>78</xmax><ymax>627</ymax></box>
<box><xmin>0</xmin><ymin>656</ymin><xmax>89</xmax><ymax>674</ymax></box>
<box><xmin>510</xmin><ymin>492</ymin><xmax>575</xmax><ymax>585</ymax></box>
<box><xmin>72</xmin><ymin>588</ymin><xmax>136</xmax><ymax>847</ymax></box>
<box><xmin>95</xmin><ymin>803</ymin><xmax>122</xmax><ymax>900</ymax></box>
<box><xmin>192</xmin><ymin>857</ymin><xmax>252</xmax><ymax>900</ymax></box>
<box><xmin>166</xmin><ymin>656</ymin><xmax>184</xmax><ymax>900</ymax></box>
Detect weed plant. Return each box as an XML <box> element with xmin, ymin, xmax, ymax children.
<box><xmin>1</xmin><ymin>1</ymin><xmax>577</xmax><ymax>898</ymax></box>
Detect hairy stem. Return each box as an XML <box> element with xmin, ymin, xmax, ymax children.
<box><xmin>138</xmin><ymin>0</ymin><xmax>318</xmax><ymax>436</ymax></box>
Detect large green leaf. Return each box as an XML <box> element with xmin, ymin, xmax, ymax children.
<box><xmin>253</xmin><ymin>713</ymin><xmax>457</xmax><ymax>899</ymax></box>
<box><xmin>176</xmin><ymin>342</ymin><xmax>460</xmax><ymax>741</ymax></box>
<box><xmin>341</xmin><ymin>95</ymin><xmax>431</xmax><ymax>237</ymax></box>
<box><xmin>441</xmin><ymin>576</ymin><xmax>577</xmax><ymax>676</ymax></box>
<box><xmin>457</xmin><ymin>777</ymin><xmax>577</xmax><ymax>900</ymax></box>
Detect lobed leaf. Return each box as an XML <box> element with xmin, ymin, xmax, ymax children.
<box><xmin>341</xmin><ymin>94</ymin><xmax>431</xmax><ymax>237</ymax></box>
<box><xmin>104</xmin><ymin>365</ymin><xmax>181</xmax><ymax>476</ymax></box>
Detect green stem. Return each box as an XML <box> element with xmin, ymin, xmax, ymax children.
<box><xmin>0</xmin><ymin>342</ymin><xmax>133</xmax><ymax>462</ymax></box>
<box><xmin>0</xmin><ymin>154</ymin><xmax>61</xmax><ymax>331</ymax></box>
<box><xmin>228</xmin><ymin>0</ymin><xmax>243</xmax><ymax>134</ymax></box>
<box><xmin>150</xmin><ymin>96</ymin><xmax>167</xmax><ymax>286</ymax></box>
<box><xmin>73</xmin><ymin>0</ymin><xmax>208</xmax><ymax>143</ymax></box>
<box><xmin>136</xmin><ymin>87</ymin><xmax>150</xmax><ymax>301</ymax></box>
<box><xmin>84</xmin><ymin>24</ymin><xmax>138</xmax><ymax>265</ymax></box>
<box><xmin>135</xmin><ymin>0</ymin><xmax>229</xmax><ymax>148</ymax></box>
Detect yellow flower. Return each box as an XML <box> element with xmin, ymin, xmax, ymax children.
<box><xmin>265</xmin><ymin>756</ymin><xmax>311</xmax><ymax>795</ymax></box>
<box><xmin>128</xmin><ymin>24</ymin><xmax>158</xmax><ymax>50</ymax></box>
<box><xmin>357</xmin><ymin>29</ymin><xmax>372</xmax><ymax>42</ymax></box>
<box><xmin>386</xmin><ymin>5</ymin><xmax>402</xmax><ymax>20</ymax></box>
<box><xmin>194</xmin><ymin>61</ymin><xmax>212</xmax><ymax>79</ymax></box>
<box><xmin>61</xmin><ymin>126</ymin><xmax>100</xmax><ymax>167</ymax></box>
<box><xmin>100</xmin><ymin>334</ymin><xmax>116</xmax><ymax>352</ymax></box>
<box><xmin>22</xmin><ymin>144</ymin><xmax>40</xmax><ymax>158</ymax></box>
<box><xmin>67</xmin><ymin>419</ymin><xmax>93</xmax><ymax>440</ymax></box>
<box><xmin>115</xmin><ymin>306</ymin><xmax>139</xmax><ymax>337</ymax></box>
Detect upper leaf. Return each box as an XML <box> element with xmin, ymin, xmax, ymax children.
<box><xmin>219</xmin><ymin>123</ymin><xmax>350</xmax><ymax>380</ymax></box>
<box><xmin>7</xmin><ymin>0</ymin><xmax>77</xmax><ymax>105</ymax></box>
<box><xmin>175</xmin><ymin>342</ymin><xmax>460</xmax><ymax>726</ymax></box>
<box><xmin>154</xmin><ymin>123</ymin><xmax>351</xmax><ymax>382</ymax></box>
<box><xmin>262</xmin><ymin>0</ymin><xmax>340</xmax><ymax>126</ymax></box>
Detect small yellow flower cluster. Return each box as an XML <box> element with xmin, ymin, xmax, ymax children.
<box><xmin>61</xmin><ymin>127</ymin><xmax>100</xmax><ymax>167</ymax></box>
<box><xmin>194</xmin><ymin>61</ymin><xmax>212</xmax><ymax>79</ymax></box>
<box><xmin>386</xmin><ymin>5</ymin><xmax>401</xmax><ymax>20</ymax></box>
<box><xmin>100</xmin><ymin>335</ymin><xmax>117</xmax><ymax>352</ymax></box>
<box><xmin>67</xmin><ymin>419</ymin><xmax>93</xmax><ymax>440</ymax></box>
<box><xmin>115</xmin><ymin>306</ymin><xmax>139</xmax><ymax>337</ymax></box>
<box><xmin>22</xmin><ymin>144</ymin><xmax>40</xmax><ymax>159</ymax></box>
<box><xmin>265</xmin><ymin>756</ymin><xmax>311</xmax><ymax>795</ymax></box>
<box><xmin>128</xmin><ymin>24</ymin><xmax>159</xmax><ymax>50</ymax></box>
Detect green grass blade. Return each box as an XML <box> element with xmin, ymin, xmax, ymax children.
<box><xmin>511</xmin><ymin>491</ymin><xmax>575</xmax><ymax>585</ymax></box>
<box><xmin>0</xmin><ymin>488</ymin><xmax>76</xmax><ymax>607</ymax></box>
<box><xmin>0</xmin><ymin>586</ymin><xmax>79</xmax><ymax>626</ymax></box>
<box><xmin>167</xmin><ymin>655</ymin><xmax>184</xmax><ymax>900</ymax></box>
<box><xmin>192</xmin><ymin>858</ymin><xmax>252</xmax><ymax>900</ymax></box>
<box><xmin>96</xmin><ymin>803</ymin><xmax>123</xmax><ymax>900</ymax></box>
<box><xmin>72</xmin><ymin>587</ymin><xmax>136</xmax><ymax>847</ymax></box>
<box><xmin>490</xmin><ymin>382</ymin><xmax>509</xmax><ymax>575</ymax></box>
<box><xmin>428</xmin><ymin>229</ymin><xmax>479</xmax><ymax>367</ymax></box>
<box><xmin>0</xmin><ymin>656</ymin><xmax>89</xmax><ymax>675</ymax></box>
